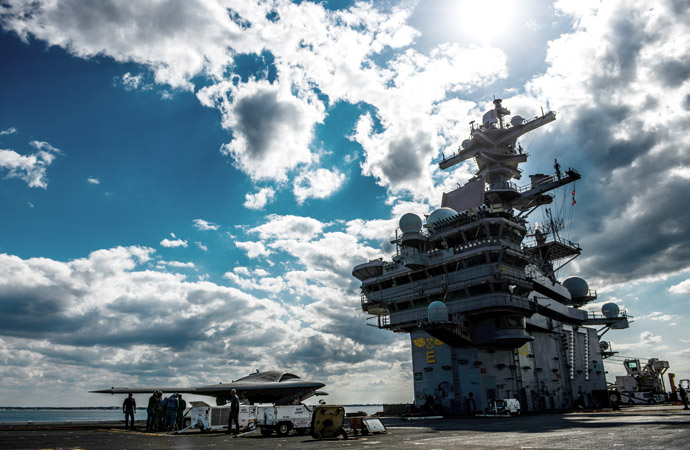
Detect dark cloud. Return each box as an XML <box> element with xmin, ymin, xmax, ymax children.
<box><xmin>277</xmin><ymin>334</ymin><xmax>370</xmax><ymax>367</ymax></box>
<box><xmin>595</xmin><ymin>12</ymin><xmax>651</xmax><ymax>86</ymax></box>
<box><xmin>654</xmin><ymin>57</ymin><xmax>690</xmax><ymax>88</ymax></box>
<box><xmin>0</xmin><ymin>257</ymin><xmax>276</xmax><ymax>361</ymax></box>
<box><xmin>0</xmin><ymin>294</ymin><xmax>91</xmax><ymax>337</ymax></box>
<box><xmin>683</xmin><ymin>94</ymin><xmax>690</xmax><ymax>111</ymax></box>
<box><xmin>377</xmin><ymin>133</ymin><xmax>429</xmax><ymax>184</ymax></box>
<box><xmin>233</xmin><ymin>90</ymin><xmax>301</xmax><ymax>160</ymax></box>
<box><xmin>55</xmin><ymin>315</ymin><xmax>207</xmax><ymax>350</ymax></box>
<box><xmin>573</xmin><ymin>145</ymin><xmax>690</xmax><ymax>283</ymax></box>
<box><xmin>669</xmin><ymin>0</ymin><xmax>690</xmax><ymax>17</ymax></box>
<box><xmin>324</xmin><ymin>314</ymin><xmax>398</xmax><ymax>347</ymax></box>
<box><xmin>572</xmin><ymin>105</ymin><xmax>659</xmax><ymax>172</ymax></box>
<box><xmin>526</xmin><ymin>0</ymin><xmax>690</xmax><ymax>288</ymax></box>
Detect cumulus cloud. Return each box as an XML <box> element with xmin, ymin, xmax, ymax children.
<box><xmin>157</xmin><ymin>260</ymin><xmax>195</xmax><ymax>269</ymax></box>
<box><xmin>613</xmin><ymin>331</ymin><xmax>667</xmax><ymax>353</ymax></box>
<box><xmin>0</xmin><ymin>247</ymin><xmax>317</xmax><ymax>398</ymax></box>
<box><xmin>224</xmin><ymin>269</ymin><xmax>286</xmax><ymax>294</ymax></box>
<box><xmin>0</xmin><ymin>0</ymin><xmax>244</xmax><ymax>90</ymax></box>
<box><xmin>293</xmin><ymin>168</ymin><xmax>345</xmax><ymax>204</ymax></box>
<box><xmin>669</xmin><ymin>279</ymin><xmax>690</xmax><ymax>294</ymax></box>
<box><xmin>248</xmin><ymin>214</ymin><xmax>328</xmax><ymax>241</ymax></box>
<box><xmin>216</xmin><ymin>214</ymin><xmax>390</xmax><ymax>362</ymax></box>
<box><xmin>117</xmin><ymin>72</ymin><xmax>151</xmax><ymax>91</ymax></box>
<box><xmin>193</xmin><ymin>219</ymin><xmax>219</xmax><ymax>231</ymax></box>
<box><xmin>0</xmin><ymin>239</ymin><xmax>408</xmax><ymax>405</ymax></box>
<box><xmin>243</xmin><ymin>214</ymin><xmax>383</xmax><ymax>293</ymax></box>
<box><xmin>87</xmin><ymin>177</ymin><xmax>99</xmax><ymax>184</ymax></box>
<box><xmin>0</xmin><ymin>140</ymin><xmax>60</xmax><ymax>188</ymax></box>
<box><xmin>0</xmin><ymin>0</ymin><xmax>503</xmax><ymax>195</ymax></box>
<box><xmin>351</xmin><ymin>45</ymin><xmax>507</xmax><ymax>200</ymax></box>
<box><xmin>243</xmin><ymin>187</ymin><xmax>276</xmax><ymax>210</ymax></box>
<box><xmin>346</xmin><ymin>217</ymin><xmax>400</xmax><ymax>243</ymax></box>
<box><xmin>0</xmin><ymin>127</ymin><xmax>17</xmax><ymax>135</ymax></box>
<box><xmin>638</xmin><ymin>312</ymin><xmax>679</xmax><ymax>322</ymax></box>
<box><xmin>640</xmin><ymin>331</ymin><xmax>663</xmax><ymax>345</ymax></box>
<box><xmin>521</xmin><ymin>0</ymin><xmax>690</xmax><ymax>285</ymax></box>
<box><xmin>209</xmin><ymin>80</ymin><xmax>324</xmax><ymax>182</ymax></box>
<box><xmin>234</xmin><ymin>240</ymin><xmax>271</xmax><ymax>259</ymax></box>
<box><xmin>160</xmin><ymin>233</ymin><xmax>188</xmax><ymax>248</ymax></box>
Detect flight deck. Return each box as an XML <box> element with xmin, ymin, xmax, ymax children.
<box><xmin>1</xmin><ymin>405</ymin><xmax>688</xmax><ymax>449</ymax></box>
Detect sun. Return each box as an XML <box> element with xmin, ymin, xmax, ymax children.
<box><xmin>451</xmin><ymin>0</ymin><xmax>518</xmax><ymax>44</ymax></box>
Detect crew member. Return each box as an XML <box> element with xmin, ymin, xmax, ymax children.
<box><xmin>226</xmin><ymin>389</ymin><xmax>240</xmax><ymax>435</ymax></box>
<box><xmin>554</xmin><ymin>158</ymin><xmax>561</xmax><ymax>180</ymax></box>
<box><xmin>122</xmin><ymin>393</ymin><xmax>136</xmax><ymax>430</ymax></box>
<box><xmin>176</xmin><ymin>394</ymin><xmax>187</xmax><ymax>430</ymax></box>
<box><xmin>157</xmin><ymin>392</ymin><xmax>166</xmax><ymax>431</ymax></box>
<box><xmin>164</xmin><ymin>393</ymin><xmax>179</xmax><ymax>431</ymax></box>
<box><xmin>146</xmin><ymin>391</ymin><xmax>158</xmax><ymax>431</ymax></box>
<box><xmin>678</xmin><ymin>385</ymin><xmax>689</xmax><ymax>410</ymax></box>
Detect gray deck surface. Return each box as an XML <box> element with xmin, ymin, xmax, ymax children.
<box><xmin>0</xmin><ymin>405</ymin><xmax>688</xmax><ymax>449</ymax></box>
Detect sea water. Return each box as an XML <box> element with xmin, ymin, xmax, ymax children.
<box><xmin>0</xmin><ymin>409</ymin><xmax>125</xmax><ymax>424</ymax></box>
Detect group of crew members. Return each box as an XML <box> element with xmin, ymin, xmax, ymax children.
<box><xmin>122</xmin><ymin>391</ymin><xmax>187</xmax><ymax>431</ymax></box>
<box><xmin>150</xmin><ymin>391</ymin><xmax>187</xmax><ymax>431</ymax></box>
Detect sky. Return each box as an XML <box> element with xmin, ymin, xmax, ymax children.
<box><xmin>0</xmin><ymin>0</ymin><xmax>689</xmax><ymax>407</ymax></box>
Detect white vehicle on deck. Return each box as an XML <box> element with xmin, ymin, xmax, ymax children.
<box><xmin>481</xmin><ymin>398</ymin><xmax>521</xmax><ymax>417</ymax></box>
<box><xmin>256</xmin><ymin>403</ymin><xmax>313</xmax><ymax>436</ymax></box>
<box><xmin>184</xmin><ymin>401</ymin><xmax>313</xmax><ymax>435</ymax></box>
<box><xmin>187</xmin><ymin>401</ymin><xmax>257</xmax><ymax>432</ymax></box>
<box><xmin>619</xmin><ymin>391</ymin><xmax>665</xmax><ymax>405</ymax></box>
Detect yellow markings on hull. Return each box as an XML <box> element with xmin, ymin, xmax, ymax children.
<box><xmin>413</xmin><ymin>337</ymin><xmax>445</xmax><ymax>349</ymax></box>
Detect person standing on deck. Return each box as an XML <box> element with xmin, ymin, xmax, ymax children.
<box><xmin>122</xmin><ymin>393</ymin><xmax>136</xmax><ymax>430</ymax></box>
<box><xmin>146</xmin><ymin>391</ymin><xmax>158</xmax><ymax>431</ymax></box>
<box><xmin>164</xmin><ymin>393</ymin><xmax>179</xmax><ymax>431</ymax></box>
<box><xmin>226</xmin><ymin>389</ymin><xmax>240</xmax><ymax>435</ymax></box>
<box><xmin>678</xmin><ymin>385</ymin><xmax>689</xmax><ymax>410</ymax></box>
<box><xmin>157</xmin><ymin>393</ymin><xmax>167</xmax><ymax>431</ymax></box>
<box><xmin>176</xmin><ymin>394</ymin><xmax>187</xmax><ymax>430</ymax></box>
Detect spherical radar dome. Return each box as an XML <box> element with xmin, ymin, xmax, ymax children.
<box><xmin>510</xmin><ymin>115</ymin><xmax>524</xmax><ymax>127</ymax></box>
<box><xmin>602</xmin><ymin>302</ymin><xmax>620</xmax><ymax>319</ymax></box>
<box><xmin>426</xmin><ymin>207</ymin><xmax>458</xmax><ymax>227</ymax></box>
<box><xmin>562</xmin><ymin>276</ymin><xmax>589</xmax><ymax>299</ymax></box>
<box><xmin>428</xmin><ymin>301</ymin><xmax>448</xmax><ymax>323</ymax></box>
<box><xmin>399</xmin><ymin>213</ymin><xmax>423</xmax><ymax>233</ymax></box>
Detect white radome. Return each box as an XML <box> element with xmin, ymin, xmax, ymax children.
<box><xmin>602</xmin><ymin>303</ymin><xmax>620</xmax><ymax>319</ymax></box>
<box><xmin>428</xmin><ymin>301</ymin><xmax>448</xmax><ymax>323</ymax></box>
<box><xmin>562</xmin><ymin>276</ymin><xmax>589</xmax><ymax>299</ymax></box>
<box><xmin>426</xmin><ymin>207</ymin><xmax>458</xmax><ymax>227</ymax></box>
<box><xmin>399</xmin><ymin>213</ymin><xmax>423</xmax><ymax>233</ymax></box>
<box><xmin>510</xmin><ymin>115</ymin><xmax>524</xmax><ymax>127</ymax></box>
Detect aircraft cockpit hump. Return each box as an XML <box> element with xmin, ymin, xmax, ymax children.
<box><xmin>279</xmin><ymin>373</ymin><xmax>300</xmax><ymax>382</ymax></box>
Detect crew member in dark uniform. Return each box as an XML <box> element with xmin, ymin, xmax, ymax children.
<box><xmin>176</xmin><ymin>394</ymin><xmax>187</xmax><ymax>430</ymax></box>
<box><xmin>227</xmin><ymin>389</ymin><xmax>240</xmax><ymax>435</ymax></box>
<box><xmin>123</xmin><ymin>393</ymin><xmax>136</xmax><ymax>430</ymax></box>
<box><xmin>678</xmin><ymin>385</ymin><xmax>689</xmax><ymax>410</ymax></box>
<box><xmin>146</xmin><ymin>391</ymin><xmax>159</xmax><ymax>431</ymax></box>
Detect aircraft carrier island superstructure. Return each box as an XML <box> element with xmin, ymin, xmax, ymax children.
<box><xmin>353</xmin><ymin>100</ymin><xmax>629</xmax><ymax>414</ymax></box>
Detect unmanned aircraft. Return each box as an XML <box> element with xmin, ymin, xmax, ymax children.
<box><xmin>90</xmin><ymin>370</ymin><xmax>327</xmax><ymax>405</ymax></box>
